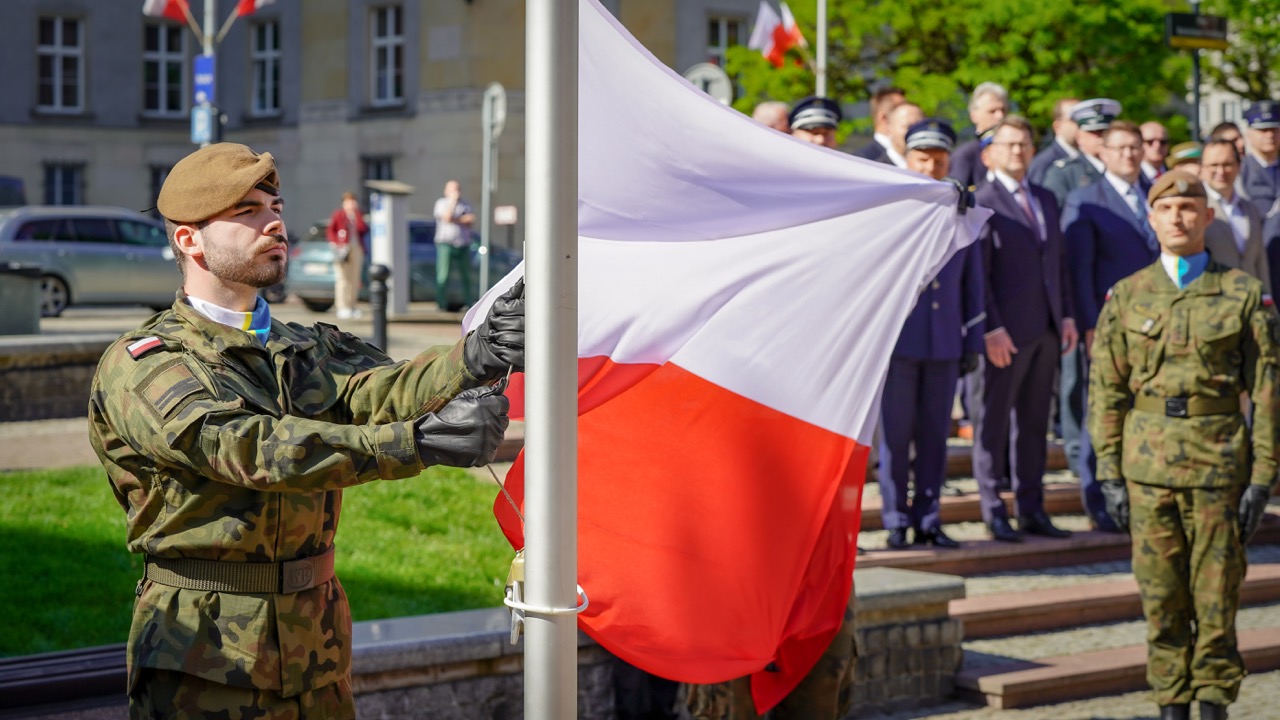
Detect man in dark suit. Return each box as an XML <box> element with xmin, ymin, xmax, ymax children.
<box><xmin>879</xmin><ymin>119</ymin><xmax>985</xmax><ymax>550</ymax></box>
<box><xmin>973</xmin><ymin>114</ymin><xmax>1078</xmax><ymax>542</ymax></box>
<box><xmin>1028</xmin><ymin>97</ymin><xmax>1080</xmax><ymax>187</ymax></box>
<box><xmin>854</xmin><ymin>86</ymin><xmax>906</xmax><ymax>165</ymax></box>
<box><xmin>1239</xmin><ymin>100</ymin><xmax>1280</xmax><ymax>294</ymax></box>
<box><xmin>1042</xmin><ymin>99</ymin><xmax>1119</xmax><ymax>209</ymax></box>
<box><xmin>1060</xmin><ymin>119</ymin><xmax>1160</xmax><ymax>531</ymax></box>
<box><xmin>951</xmin><ymin>82</ymin><xmax>1009</xmax><ymax>189</ymax></box>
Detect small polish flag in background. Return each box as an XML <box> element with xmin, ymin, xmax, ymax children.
<box><xmin>141</xmin><ymin>0</ymin><xmax>186</xmax><ymax>22</ymax></box>
<box><xmin>468</xmin><ymin>0</ymin><xmax>991</xmax><ymax>713</ymax></box>
<box><xmin>747</xmin><ymin>0</ymin><xmax>807</xmax><ymax>68</ymax></box>
<box><xmin>237</xmin><ymin>0</ymin><xmax>277</xmax><ymax>16</ymax></box>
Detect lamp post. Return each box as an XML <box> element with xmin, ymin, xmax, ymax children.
<box><xmin>1190</xmin><ymin>0</ymin><xmax>1202</xmax><ymax>139</ymax></box>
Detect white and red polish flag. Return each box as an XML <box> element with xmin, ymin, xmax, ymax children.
<box><xmin>141</xmin><ymin>0</ymin><xmax>186</xmax><ymax>22</ymax></box>
<box><xmin>468</xmin><ymin>0</ymin><xmax>990</xmax><ymax>712</ymax></box>
<box><xmin>236</xmin><ymin>0</ymin><xmax>276</xmax><ymax>16</ymax></box>
<box><xmin>747</xmin><ymin>0</ymin><xmax>806</xmax><ymax>68</ymax></box>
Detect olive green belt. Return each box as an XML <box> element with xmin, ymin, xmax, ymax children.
<box><xmin>1132</xmin><ymin>395</ymin><xmax>1239</xmax><ymax>418</ymax></box>
<box><xmin>144</xmin><ymin>547</ymin><xmax>335</xmax><ymax>594</ymax></box>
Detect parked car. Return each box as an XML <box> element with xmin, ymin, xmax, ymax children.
<box><xmin>0</xmin><ymin>205</ymin><xmax>182</xmax><ymax>317</ymax></box>
<box><xmin>287</xmin><ymin>216</ymin><xmax>523</xmax><ymax>312</ymax></box>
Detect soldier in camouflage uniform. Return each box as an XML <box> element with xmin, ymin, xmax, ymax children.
<box><xmin>88</xmin><ymin>143</ymin><xmax>523</xmax><ymax>719</ymax></box>
<box><xmin>1088</xmin><ymin>170</ymin><xmax>1278</xmax><ymax>720</ymax></box>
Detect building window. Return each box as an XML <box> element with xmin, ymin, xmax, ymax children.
<box><xmin>37</xmin><ymin>17</ymin><xmax>84</xmax><ymax>112</ymax></box>
<box><xmin>143</xmin><ymin>23</ymin><xmax>187</xmax><ymax>116</ymax></box>
<box><xmin>361</xmin><ymin>156</ymin><xmax>395</xmax><ymax>208</ymax></box>
<box><xmin>44</xmin><ymin>164</ymin><xmax>85</xmax><ymax>206</ymax></box>
<box><xmin>370</xmin><ymin>5</ymin><xmax>404</xmax><ymax>106</ymax></box>
<box><xmin>251</xmin><ymin>21</ymin><xmax>281</xmax><ymax>115</ymax></box>
<box><xmin>149</xmin><ymin>165</ymin><xmax>171</xmax><ymax>219</ymax></box>
<box><xmin>707</xmin><ymin>17</ymin><xmax>742</xmax><ymax>66</ymax></box>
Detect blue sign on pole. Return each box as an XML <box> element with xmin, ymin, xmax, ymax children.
<box><xmin>194</xmin><ymin>54</ymin><xmax>215</xmax><ymax>105</ymax></box>
<box><xmin>191</xmin><ymin>106</ymin><xmax>214</xmax><ymax>146</ymax></box>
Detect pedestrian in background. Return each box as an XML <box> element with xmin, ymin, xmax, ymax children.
<box><xmin>327</xmin><ymin>191</ymin><xmax>367</xmax><ymax>320</ymax></box>
<box><xmin>1027</xmin><ymin>97</ymin><xmax>1080</xmax><ymax>186</ymax></box>
<box><xmin>1239</xmin><ymin>101</ymin><xmax>1280</xmax><ymax>295</ymax></box>
<box><xmin>951</xmin><ymin>82</ymin><xmax>1009</xmax><ymax>189</ymax></box>
<box><xmin>1139</xmin><ymin>121</ymin><xmax>1170</xmax><ymax>183</ymax></box>
<box><xmin>752</xmin><ymin>100</ymin><xmax>790</xmax><ymax>133</ymax></box>
<box><xmin>1089</xmin><ymin>170</ymin><xmax>1277</xmax><ymax>720</ymax></box>
<box><xmin>434</xmin><ymin>179</ymin><xmax>478</xmax><ymax>311</ymax></box>
<box><xmin>883</xmin><ymin>101</ymin><xmax>924</xmax><ymax>169</ymax></box>
<box><xmin>854</xmin><ymin>86</ymin><xmax>906</xmax><ymax>164</ymax></box>
<box><xmin>1043</xmin><ymin>99</ymin><xmax>1119</xmax><ymax>209</ymax></box>
<box><xmin>1201</xmin><ymin>138</ymin><xmax>1271</xmax><ymax>291</ymax></box>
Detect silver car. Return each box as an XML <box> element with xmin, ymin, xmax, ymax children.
<box><xmin>0</xmin><ymin>206</ymin><xmax>181</xmax><ymax>316</ymax></box>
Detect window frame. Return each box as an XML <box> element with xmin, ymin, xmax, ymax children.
<box><xmin>706</xmin><ymin>16</ymin><xmax>743</xmax><ymax>67</ymax></box>
<box><xmin>142</xmin><ymin>21</ymin><xmax>189</xmax><ymax>117</ymax></box>
<box><xmin>250</xmin><ymin>20</ymin><xmax>282</xmax><ymax>117</ymax></box>
<box><xmin>36</xmin><ymin>16</ymin><xmax>85</xmax><ymax>113</ymax></box>
<box><xmin>369</xmin><ymin>5</ymin><xmax>405</xmax><ymax>107</ymax></box>
<box><xmin>43</xmin><ymin>163</ymin><xmax>85</xmax><ymax>206</ymax></box>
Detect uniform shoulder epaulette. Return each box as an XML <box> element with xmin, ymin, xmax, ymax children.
<box><xmin>126</xmin><ymin>336</ymin><xmax>165</xmax><ymax>360</ymax></box>
<box><xmin>1053</xmin><ymin>158</ymin><xmax>1069</xmax><ymax>168</ymax></box>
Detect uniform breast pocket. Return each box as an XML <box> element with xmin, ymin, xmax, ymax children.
<box><xmin>1194</xmin><ymin>313</ymin><xmax>1243</xmax><ymax>367</ymax></box>
<box><xmin>1124</xmin><ymin>308</ymin><xmax>1164</xmax><ymax>368</ymax></box>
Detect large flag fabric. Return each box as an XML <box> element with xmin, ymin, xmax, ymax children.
<box><xmin>236</xmin><ymin>0</ymin><xmax>276</xmax><ymax>16</ymax></box>
<box><xmin>746</xmin><ymin>1</ymin><xmax>806</xmax><ymax>68</ymax></box>
<box><xmin>141</xmin><ymin>0</ymin><xmax>186</xmax><ymax>22</ymax></box>
<box><xmin>470</xmin><ymin>0</ymin><xmax>991</xmax><ymax>712</ymax></box>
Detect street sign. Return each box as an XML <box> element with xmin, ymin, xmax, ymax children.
<box><xmin>494</xmin><ymin>205</ymin><xmax>518</xmax><ymax>225</ymax></box>
<box><xmin>190</xmin><ymin>105</ymin><xmax>216</xmax><ymax>145</ymax></box>
<box><xmin>682</xmin><ymin>63</ymin><xmax>733</xmax><ymax>105</ymax></box>
<box><xmin>193</xmin><ymin>54</ymin><xmax>216</xmax><ymax>105</ymax></box>
<box><xmin>1165</xmin><ymin>13</ymin><xmax>1229</xmax><ymax>51</ymax></box>
<box><xmin>485</xmin><ymin>82</ymin><xmax>507</xmax><ymax>140</ymax></box>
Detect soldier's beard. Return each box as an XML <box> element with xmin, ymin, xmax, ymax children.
<box><xmin>204</xmin><ymin>233</ymin><xmax>288</xmax><ymax>289</ymax></box>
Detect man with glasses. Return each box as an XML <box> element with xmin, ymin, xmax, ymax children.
<box><xmin>1202</xmin><ymin>138</ymin><xmax>1271</xmax><ymax>291</ymax></box>
<box><xmin>1061</xmin><ymin>120</ymin><xmax>1160</xmax><ymax>531</ymax></box>
<box><xmin>1043</xmin><ymin>99</ymin><xmax>1121</xmax><ymax>209</ymax></box>
<box><xmin>1140</xmin><ymin>121</ymin><xmax>1170</xmax><ymax>183</ymax></box>
<box><xmin>972</xmin><ymin>115</ymin><xmax>1077</xmax><ymax>542</ymax></box>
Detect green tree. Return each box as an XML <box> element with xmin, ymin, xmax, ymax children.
<box><xmin>1202</xmin><ymin>0</ymin><xmax>1280</xmax><ymax>101</ymax></box>
<box><xmin>728</xmin><ymin>0</ymin><xmax>1191</xmax><ymax>138</ymax></box>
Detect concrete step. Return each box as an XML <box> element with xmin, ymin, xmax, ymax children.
<box><xmin>954</xmin><ymin>563</ymin><xmax>1280</xmax><ymax>639</ymax></box>
<box><xmin>860</xmin><ymin>481</ymin><xmax>1084</xmax><ymax>532</ymax></box>
<box><xmin>955</xmin><ymin>625</ymin><xmax>1280</xmax><ymax>709</ymax></box>
<box><xmin>857</xmin><ymin>511</ymin><xmax>1280</xmax><ymax>576</ymax></box>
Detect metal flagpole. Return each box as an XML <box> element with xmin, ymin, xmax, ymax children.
<box><xmin>524</xmin><ymin>0</ymin><xmax>579</xmax><ymax>716</ymax></box>
<box><xmin>816</xmin><ymin>0</ymin><xmax>827</xmax><ymax>97</ymax></box>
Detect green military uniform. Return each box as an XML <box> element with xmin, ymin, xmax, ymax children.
<box><xmin>88</xmin><ymin>295</ymin><xmax>481</xmax><ymax>718</ymax></box>
<box><xmin>1088</xmin><ymin>259</ymin><xmax>1280</xmax><ymax>707</ymax></box>
<box><xmin>1041</xmin><ymin>153</ymin><xmax>1103</xmax><ymax>208</ymax></box>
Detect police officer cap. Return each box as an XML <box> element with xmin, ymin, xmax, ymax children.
<box><xmin>905</xmin><ymin>119</ymin><xmax>957</xmax><ymax>152</ymax></box>
<box><xmin>977</xmin><ymin>125</ymin><xmax>998</xmax><ymax>149</ymax></box>
<box><xmin>1167</xmin><ymin>141</ymin><xmax>1202</xmax><ymax>168</ymax></box>
<box><xmin>1068</xmin><ymin>98</ymin><xmax>1122</xmax><ymax>132</ymax></box>
<box><xmin>789</xmin><ymin>96</ymin><xmax>842</xmax><ymax>131</ymax></box>
<box><xmin>1244</xmin><ymin>100</ymin><xmax>1280</xmax><ymax>129</ymax></box>
<box><xmin>157</xmin><ymin>142</ymin><xmax>279</xmax><ymax>223</ymax></box>
<box><xmin>1147</xmin><ymin>170</ymin><xmax>1206</xmax><ymax>207</ymax></box>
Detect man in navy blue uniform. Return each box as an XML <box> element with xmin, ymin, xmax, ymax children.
<box><xmin>973</xmin><ymin>115</ymin><xmax>1078</xmax><ymax>542</ymax></box>
<box><xmin>1239</xmin><ymin>100</ymin><xmax>1280</xmax><ymax>294</ymax></box>
<box><xmin>1061</xmin><ymin>119</ymin><xmax>1160</xmax><ymax>531</ymax></box>
<box><xmin>879</xmin><ymin>119</ymin><xmax>986</xmax><ymax>550</ymax></box>
<box><xmin>1028</xmin><ymin>97</ymin><xmax>1080</xmax><ymax>187</ymax></box>
<box><xmin>1042</xmin><ymin>99</ymin><xmax>1119</xmax><ymax>209</ymax></box>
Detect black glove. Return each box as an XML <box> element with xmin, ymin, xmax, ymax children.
<box><xmin>415</xmin><ymin>385</ymin><xmax>510</xmax><ymax>467</ymax></box>
<box><xmin>947</xmin><ymin>178</ymin><xmax>976</xmax><ymax>215</ymax></box>
<box><xmin>1239</xmin><ymin>484</ymin><xmax>1272</xmax><ymax>543</ymax></box>
<box><xmin>1100</xmin><ymin>479</ymin><xmax>1130</xmax><ymax>534</ymax></box>
<box><xmin>959</xmin><ymin>353</ymin><xmax>980</xmax><ymax>376</ymax></box>
<box><xmin>465</xmin><ymin>279</ymin><xmax>525</xmax><ymax>381</ymax></box>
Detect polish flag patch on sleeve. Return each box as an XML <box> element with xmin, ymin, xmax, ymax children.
<box><xmin>127</xmin><ymin>336</ymin><xmax>164</xmax><ymax>359</ymax></box>
<box><xmin>1264</xmin><ymin>294</ymin><xmax>1274</xmax><ymax>308</ymax></box>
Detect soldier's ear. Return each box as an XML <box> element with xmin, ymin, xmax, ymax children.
<box><xmin>172</xmin><ymin>223</ymin><xmax>205</xmax><ymax>263</ymax></box>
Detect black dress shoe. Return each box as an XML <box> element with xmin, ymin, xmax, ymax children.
<box><xmin>1158</xmin><ymin>703</ymin><xmax>1189</xmax><ymax>720</ymax></box>
<box><xmin>1199</xmin><ymin>701</ymin><xmax>1228</xmax><ymax>720</ymax></box>
<box><xmin>885</xmin><ymin>528</ymin><xmax>911</xmax><ymax>549</ymax></box>
<box><xmin>916</xmin><ymin>527</ymin><xmax>960</xmax><ymax>548</ymax></box>
<box><xmin>987</xmin><ymin>517</ymin><xmax>1022</xmax><ymax>542</ymax></box>
<box><xmin>1018</xmin><ymin>511</ymin><xmax>1072</xmax><ymax>538</ymax></box>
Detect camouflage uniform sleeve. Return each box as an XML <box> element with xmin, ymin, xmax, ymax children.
<box><xmin>1244</xmin><ymin>289</ymin><xmax>1280</xmax><ymax>490</ymax></box>
<box><xmin>100</xmin><ymin>346</ymin><xmax>424</xmax><ymax>493</ymax></box>
<box><xmin>1087</xmin><ymin>287</ymin><xmax>1131</xmax><ymax>480</ymax></box>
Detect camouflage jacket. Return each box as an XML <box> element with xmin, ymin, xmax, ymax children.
<box><xmin>1088</xmin><ymin>260</ymin><xmax>1280</xmax><ymax>490</ymax></box>
<box><xmin>87</xmin><ymin>295</ymin><xmax>479</xmax><ymax>696</ymax></box>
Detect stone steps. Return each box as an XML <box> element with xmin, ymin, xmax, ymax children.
<box><xmin>859</xmin><ymin>481</ymin><xmax>1084</xmax><ymax>532</ymax></box>
<box><xmin>953</xmin><ymin>562</ymin><xmax>1280</xmax><ymax>639</ymax></box>
<box><xmin>955</xmin><ymin>625</ymin><xmax>1280</xmax><ymax>710</ymax></box>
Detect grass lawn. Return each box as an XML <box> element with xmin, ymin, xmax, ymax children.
<box><xmin>0</xmin><ymin>465</ymin><xmax>515</xmax><ymax>658</ymax></box>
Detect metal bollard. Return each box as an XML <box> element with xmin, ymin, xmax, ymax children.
<box><xmin>369</xmin><ymin>264</ymin><xmax>390</xmax><ymax>351</ymax></box>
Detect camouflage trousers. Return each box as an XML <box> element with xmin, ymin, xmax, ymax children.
<box><xmin>130</xmin><ymin>668</ymin><xmax>355</xmax><ymax>720</ymax></box>
<box><xmin>685</xmin><ymin>590</ymin><xmax>857</xmax><ymax>719</ymax></box>
<box><xmin>1130</xmin><ymin>481</ymin><xmax>1247</xmax><ymax>706</ymax></box>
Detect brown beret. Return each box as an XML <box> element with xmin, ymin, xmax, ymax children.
<box><xmin>1147</xmin><ymin>170</ymin><xmax>1206</xmax><ymax>207</ymax></box>
<box><xmin>157</xmin><ymin>143</ymin><xmax>279</xmax><ymax>223</ymax></box>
